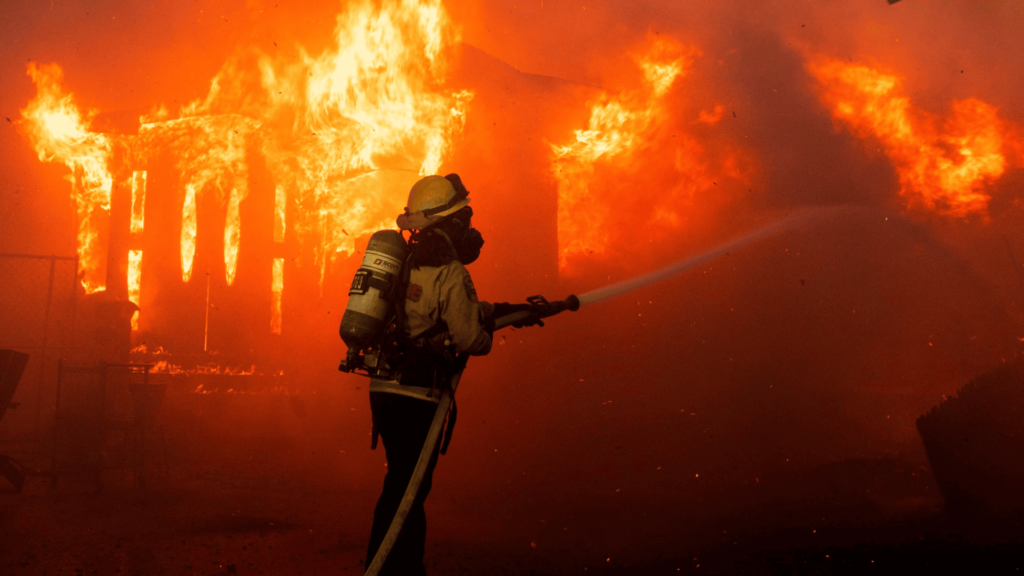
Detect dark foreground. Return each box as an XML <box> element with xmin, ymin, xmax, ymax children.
<box><xmin>2</xmin><ymin>431</ymin><xmax>1023</xmax><ymax>576</ymax></box>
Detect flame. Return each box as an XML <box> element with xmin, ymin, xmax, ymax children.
<box><xmin>150</xmin><ymin>361</ymin><xmax>259</xmax><ymax>376</ymax></box>
<box><xmin>130</xmin><ymin>171</ymin><xmax>147</xmax><ymax>234</ymax></box>
<box><xmin>271</xmin><ymin>187</ymin><xmax>285</xmax><ymax>334</ymax></box>
<box><xmin>128</xmin><ymin>249</ymin><xmax>143</xmax><ymax>330</ymax></box>
<box><xmin>273</xmin><ymin>186</ymin><xmax>286</xmax><ymax>244</ymax></box>
<box><xmin>271</xmin><ymin>258</ymin><xmax>284</xmax><ymax>335</ymax></box>
<box><xmin>552</xmin><ymin>38</ymin><xmax>693</xmax><ymax>270</ymax></box>
<box><xmin>181</xmin><ymin>183</ymin><xmax>197</xmax><ymax>282</ymax></box>
<box><xmin>809</xmin><ymin>59</ymin><xmax>1021</xmax><ymax>217</ymax></box>
<box><xmin>20</xmin><ymin>63</ymin><xmax>113</xmax><ymax>293</ymax></box>
<box><xmin>223</xmin><ymin>187</ymin><xmax>243</xmax><ymax>285</ymax></box>
<box><xmin>130</xmin><ymin>344</ymin><xmax>170</xmax><ymax>355</ymax></box>
<box><xmin>137</xmin><ymin>0</ymin><xmax>468</xmax><ymax>288</ymax></box>
<box><xmin>20</xmin><ymin>0</ymin><xmax>469</xmax><ymax>324</ymax></box>
<box><xmin>551</xmin><ymin>36</ymin><xmax>739</xmax><ymax>274</ymax></box>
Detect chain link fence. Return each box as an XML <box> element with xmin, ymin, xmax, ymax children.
<box><xmin>0</xmin><ymin>253</ymin><xmax>78</xmax><ymax>437</ymax></box>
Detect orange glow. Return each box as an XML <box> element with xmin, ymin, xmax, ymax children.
<box><xmin>128</xmin><ymin>250</ymin><xmax>143</xmax><ymax>330</ymax></box>
<box><xmin>131</xmin><ymin>171</ymin><xmax>147</xmax><ymax>235</ymax></box>
<box><xmin>20</xmin><ymin>63</ymin><xmax>113</xmax><ymax>293</ymax></box>
<box><xmin>223</xmin><ymin>187</ymin><xmax>243</xmax><ymax>286</ymax></box>
<box><xmin>181</xmin><ymin>184</ymin><xmax>197</xmax><ymax>282</ymax></box>
<box><xmin>151</xmin><ymin>361</ymin><xmax>258</xmax><ymax>376</ymax></box>
<box><xmin>696</xmin><ymin>105</ymin><xmax>725</xmax><ymax>125</ymax></box>
<box><xmin>273</xmin><ymin>186</ymin><xmax>286</xmax><ymax>244</ymax></box>
<box><xmin>809</xmin><ymin>59</ymin><xmax>1021</xmax><ymax>217</ymax></box>
<box><xmin>21</xmin><ymin>0</ymin><xmax>467</xmax><ymax>300</ymax></box>
<box><xmin>271</xmin><ymin>258</ymin><xmax>284</xmax><ymax>335</ymax></box>
<box><xmin>136</xmin><ymin>0</ymin><xmax>468</xmax><ymax>289</ymax></box>
<box><xmin>551</xmin><ymin>36</ymin><xmax>739</xmax><ymax>274</ymax></box>
<box><xmin>552</xmin><ymin>38</ymin><xmax>694</xmax><ymax>270</ymax></box>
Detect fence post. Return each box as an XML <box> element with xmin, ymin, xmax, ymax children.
<box><xmin>33</xmin><ymin>256</ymin><xmax>57</xmax><ymax>435</ymax></box>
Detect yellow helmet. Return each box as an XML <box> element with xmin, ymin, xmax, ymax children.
<box><xmin>396</xmin><ymin>175</ymin><xmax>471</xmax><ymax>230</ymax></box>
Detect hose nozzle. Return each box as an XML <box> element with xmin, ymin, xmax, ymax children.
<box><xmin>492</xmin><ymin>294</ymin><xmax>579</xmax><ymax>331</ymax></box>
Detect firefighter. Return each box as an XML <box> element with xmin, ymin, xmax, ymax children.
<box><xmin>365</xmin><ymin>174</ymin><xmax>491</xmax><ymax>575</ymax></box>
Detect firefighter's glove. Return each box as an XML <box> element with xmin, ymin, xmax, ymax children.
<box><xmin>511</xmin><ymin>313</ymin><xmax>544</xmax><ymax>329</ymax></box>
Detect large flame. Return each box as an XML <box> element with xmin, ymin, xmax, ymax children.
<box><xmin>20</xmin><ymin>0</ymin><xmax>468</xmax><ymax>305</ymax></box>
<box><xmin>551</xmin><ymin>35</ymin><xmax>742</xmax><ymax>274</ymax></box>
<box><xmin>809</xmin><ymin>59</ymin><xmax>1022</xmax><ymax>217</ymax></box>
<box><xmin>139</xmin><ymin>0</ymin><xmax>469</xmax><ymax>287</ymax></box>
<box><xmin>20</xmin><ymin>63</ymin><xmax>114</xmax><ymax>293</ymax></box>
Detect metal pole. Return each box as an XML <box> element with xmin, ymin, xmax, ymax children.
<box><xmin>34</xmin><ymin>256</ymin><xmax>57</xmax><ymax>435</ymax></box>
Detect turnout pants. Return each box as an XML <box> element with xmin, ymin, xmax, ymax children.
<box><xmin>367</xmin><ymin>392</ymin><xmax>441</xmax><ymax>576</ymax></box>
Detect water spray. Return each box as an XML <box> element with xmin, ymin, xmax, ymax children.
<box><xmin>492</xmin><ymin>207</ymin><xmax>840</xmax><ymax>329</ymax></box>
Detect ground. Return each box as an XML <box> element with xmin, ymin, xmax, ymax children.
<box><xmin>2</xmin><ymin>425</ymin><xmax>1023</xmax><ymax>576</ymax></box>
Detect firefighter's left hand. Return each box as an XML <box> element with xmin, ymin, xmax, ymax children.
<box><xmin>511</xmin><ymin>313</ymin><xmax>544</xmax><ymax>328</ymax></box>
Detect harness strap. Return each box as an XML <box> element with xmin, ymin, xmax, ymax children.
<box><xmin>369</xmin><ymin>379</ymin><xmax>443</xmax><ymax>403</ymax></box>
<box><xmin>413</xmin><ymin>319</ymin><xmax>449</xmax><ymax>345</ymax></box>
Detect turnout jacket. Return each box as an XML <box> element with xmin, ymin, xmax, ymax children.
<box><xmin>369</xmin><ymin>260</ymin><xmax>492</xmax><ymax>402</ymax></box>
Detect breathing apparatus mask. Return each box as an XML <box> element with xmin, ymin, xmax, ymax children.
<box><xmin>441</xmin><ymin>206</ymin><xmax>484</xmax><ymax>265</ymax></box>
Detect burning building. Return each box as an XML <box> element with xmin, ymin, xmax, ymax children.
<box><xmin>17</xmin><ymin>1</ymin><xmax>476</xmax><ymax>368</ymax></box>
<box><xmin>2</xmin><ymin>0</ymin><xmax>1024</xmax><ymax>573</ymax></box>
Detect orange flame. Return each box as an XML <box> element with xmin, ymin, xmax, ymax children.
<box><xmin>809</xmin><ymin>59</ymin><xmax>1021</xmax><ymax>217</ymax></box>
<box><xmin>551</xmin><ymin>36</ymin><xmax>739</xmax><ymax>274</ymax></box>
<box><xmin>128</xmin><ymin>249</ymin><xmax>143</xmax><ymax>330</ymax></box>
<box><xmin>139</xmin><ymin>0</ymin><xmax>468</xmax><ymax>288</ymax></box>
<box><xmin>273</xmin><ymin>186</ymin><xmax>286</xmax><ymax>244</ymax></box>
<box><xmin>130</xmin><ymin>170</ymin><xmax>146</xmax><ymax>235</ymax></box>
<box><xmin>223</xmin><ymin>187</ymin><xmax>243</xmax><ymax>286</ymax></box>
<box><xmin>271</xmin><ymin>185</ymin><xmax>285</xmax><ymax>334</ymax></box>
<box><xmin>20</xmin><ymin>63</ymin><xmax>113</xmax><ymax>293</ymax></box>
<box><xmin>150</xmin><ymin>360</ymin><xmax>259</xmax><ymax>376</ymax></box>
<box><xmin>181</xmin><ymin>183</ymin><xmax>197</xmax><ymax>282</ymax></box>
<box><xmin>21</xmin><ymin>0</ymin><xmax>469</xmax><ymax>314</ymax></box>
<box><xmin>271</xmin><ymin>258</ymin><xmax>284</xmax><ymax>335</ymax></box>
<box><xmin>552</xmin><ymin>38</ymin><xmax>694</xmax><ymax>271</ymax></box>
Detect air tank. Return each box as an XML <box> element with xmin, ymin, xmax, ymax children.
<box><xmin>339</xmin><ymin>230</ymin><xmax>408</xmax><ymax>351</ymax></box>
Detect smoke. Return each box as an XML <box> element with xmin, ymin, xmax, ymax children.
<box><xmin>2</xmin><ymin>1</ymin><xmax>1024</xmax><ymax>566</ymax></box>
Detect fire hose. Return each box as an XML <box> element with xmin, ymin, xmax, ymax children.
<box><xmin>363</xmin><ymin>298</ymin><xmax>578</xmax><ymax>576</ymax></box>
<box><xmin>364</xmin><ymin>206</ymin><xmax>840</xmax><ymax>575</ymax></box>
